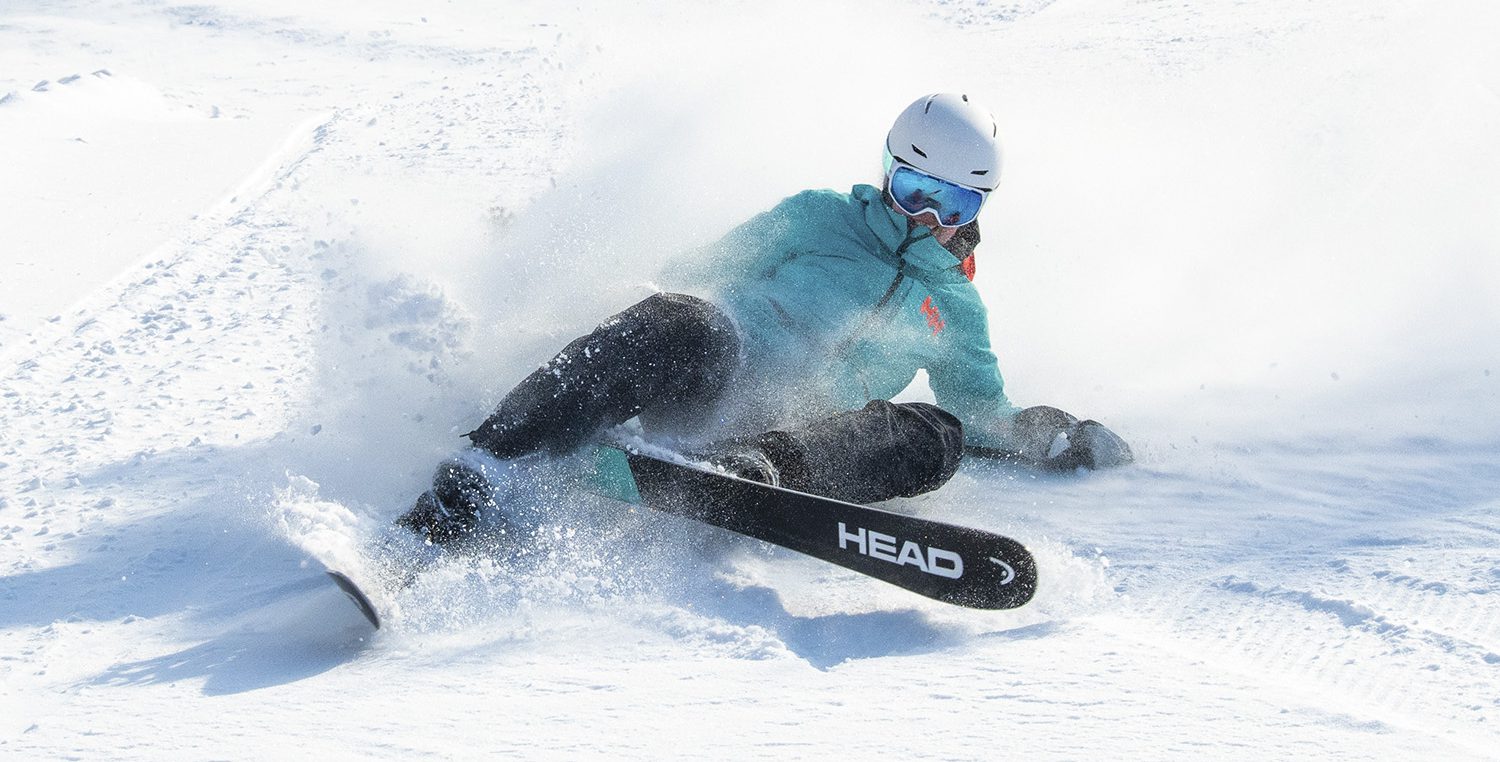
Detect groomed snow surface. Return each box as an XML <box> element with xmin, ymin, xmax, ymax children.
<box><xmin>3</xmin><ymin>0</ymin><xmax>1498</xmax><ymax>758</ymax></box>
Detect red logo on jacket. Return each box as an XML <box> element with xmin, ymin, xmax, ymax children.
<box><xmin>919</xmin><ymin>296</ymin><xmax>945</xmax><ymax>335</ymax></box>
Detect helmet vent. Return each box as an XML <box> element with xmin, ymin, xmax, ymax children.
<box><xmin>970</xmin><ymin>169</ymin><xmax>989</xmax><ymax>176</ymax></box>
<box><xmin>910</xmin><ymin>144</ymin><xmax>928</xmax><ymax>158</ymax></box>
<box><xmin>992</xmin><ymin>122</ymin><xmax>997</xmax><ymax>137</ymax></box>
<box><xmin>923</xmin><ymin>96</ymin><xmax>935</xmax><ymax>114</ymax></box>
<box><xmin>961</xmin><ymin>93</ymin><xmax>969</xmax><ymax>102</ymax></box>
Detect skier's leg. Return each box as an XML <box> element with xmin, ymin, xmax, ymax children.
<box><xmin>400</xmin><ymin>293</ymin><xmax>740</xmax><ymax>543</ymax></box>
<box><xmin>467</xmin><ymin>292</ymin><xmax>741</xmax><ymax>457</ymax></box>
<box><xmin>704</xmin><ymin>400</ymin><xmax>965</xmax><ymax>504</ymax></box>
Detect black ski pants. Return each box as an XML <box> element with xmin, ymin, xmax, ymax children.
<box><xmin>466</xmin><ymin>293</ymin><xmax>965</xmax><ymax>503</ymax></box>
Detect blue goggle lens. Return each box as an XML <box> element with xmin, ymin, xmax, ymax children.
<box><xmin>888</xmin><ymin>165</ymin><xmax>986</xmax><ymax>228</ymax></box>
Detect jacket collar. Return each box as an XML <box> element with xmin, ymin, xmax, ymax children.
<box><xmin>852</xmin><ymin>184</ymin><xmax>964</xmax><ymax>274</ymax></box>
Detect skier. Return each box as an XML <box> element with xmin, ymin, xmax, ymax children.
<box><xmin>397</xmin><ymin>93</ymin><xmax>1132</xmax><ymax>545</ymax></box>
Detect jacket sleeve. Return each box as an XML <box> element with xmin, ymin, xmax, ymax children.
<box><xmin>925</xmin><ymin>289</ymin><xmax>1022</xmax><ymax>449</ymax></box>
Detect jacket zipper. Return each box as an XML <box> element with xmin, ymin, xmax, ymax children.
<box><xmin>831</xmin><ymin>228</ymin><xmax>930</xmax><ymax>365</ymax></box>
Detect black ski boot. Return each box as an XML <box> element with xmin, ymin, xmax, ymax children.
<box><xmin>396</xmin><ymin>459</ymin><xmax>497</xmax><ymax>545</ymax></box>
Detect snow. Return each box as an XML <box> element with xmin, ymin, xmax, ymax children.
<box><xmin>2</xmin><ymin>0</ymin><xmax>1498</xmax><ymax>758</ymax></box>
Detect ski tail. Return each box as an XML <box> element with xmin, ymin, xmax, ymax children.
<box><xmin>327</xmin><ymin>569</ymin><xmax>382</xmax><ymax>629</ymax></box>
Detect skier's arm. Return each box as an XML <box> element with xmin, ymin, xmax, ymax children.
<box><xmin>925</xmin><ymin>294</ymin><xmax>1021</xmax><ymax>448</ymax></box>
<box><xmin>928</xmin><ymin>297</ymin><xmax>1132</xmax><ymax>470</ymax></box>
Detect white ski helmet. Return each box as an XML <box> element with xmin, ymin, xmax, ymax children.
<box><xmin>885</xmin><ymin>93</ymin><xmax>1003</xmax><ymax>192</ymax></box>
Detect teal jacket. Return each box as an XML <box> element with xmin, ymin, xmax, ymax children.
<box><xmin>666</xmin><ymin>184</ymin><xmax>1021</xmax><ymax>448</ymax></box>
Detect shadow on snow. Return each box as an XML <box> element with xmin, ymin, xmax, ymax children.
<box><xmin>91</xmin><ymin>575</ymin><xmax>375</xmax><ymax>695</ymax></box>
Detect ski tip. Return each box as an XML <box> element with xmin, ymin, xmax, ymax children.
<box><xmin>326</xmin><ymin>570</ymin><xmax>382</xmax><ymax>630</ymax></box>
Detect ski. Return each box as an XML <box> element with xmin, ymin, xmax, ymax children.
<box><xmin>326</xmin><ymin>446</ymin><xmax>1038</xmax><ymax>627</ymax></box>
<box><xmin>623</xmin><ymin>450</ymin><xmax>1037</xmax><ymax>610</ymax></box>
<box><xmin>327</xmin><ymin>569</ymin><xmax>381</xmax><ymax>629</ymax></box>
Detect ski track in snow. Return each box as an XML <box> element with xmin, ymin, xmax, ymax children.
<box><xmin>3</xmin><ymin>0</ymin><xmax>1500</xmax><ymax>758</ymax></box>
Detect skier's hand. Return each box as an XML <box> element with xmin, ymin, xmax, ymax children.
<box><xmin>1047</xmin><ymin>417</ymin><xmax>1133</xmax><ymax>470</ymax></box>
<box><xmin>989</xmin><ymin>405</ymin><xmax>1133</xmax><ymax>471</ymax></box>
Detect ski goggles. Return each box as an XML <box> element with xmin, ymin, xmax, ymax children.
<box><xmin>885</xmin><ymin>162</ymin><xmax>988</xmax><ymax>228</ymax></box>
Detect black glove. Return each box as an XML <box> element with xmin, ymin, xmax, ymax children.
<box><xmin>997</xmin><ymin>405</ymin><xmax>1133</xmax><ymax>471</ymax></box>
